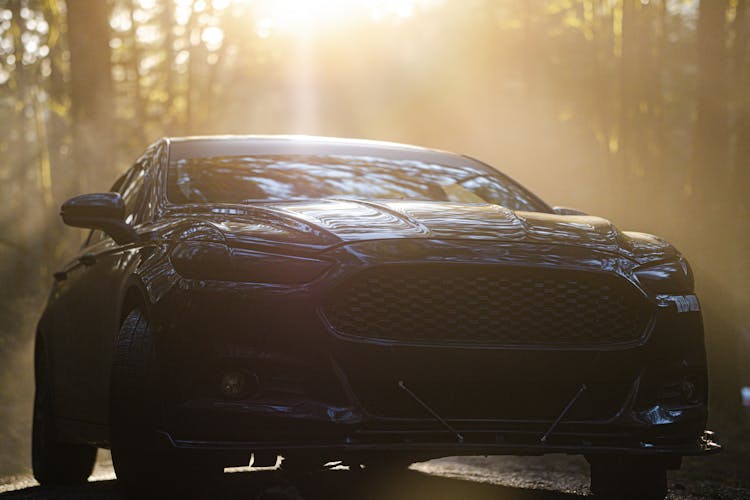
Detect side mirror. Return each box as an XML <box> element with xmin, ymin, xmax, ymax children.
<box><xmin>552</xmin><ymin>206</ymin><xmax>589</xmax><ymax>216</ymax></box>
<box><xmin>61</xmin><ymin>192</ymin><xmax>138</xmax><ymax>245</ymax></box>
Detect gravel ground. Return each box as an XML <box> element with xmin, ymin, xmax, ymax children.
<box><xmin>0</xmin><ymin>447</ymin><xmax>747</xmax><ymax>499</ymax></box>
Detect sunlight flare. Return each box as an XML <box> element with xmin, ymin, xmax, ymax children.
<box><xmin>241</xmin><ymin>0</ymin><xmax>432</xmax><ymax>35</ymax></box>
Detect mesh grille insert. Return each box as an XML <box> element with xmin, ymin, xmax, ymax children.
<box><xmin>322</xmin><ymin>265</ymin><xmax>651</xmax><ymax>346</ymax></box>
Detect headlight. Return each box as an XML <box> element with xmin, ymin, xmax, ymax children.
<box><xmin>633</xmin><ymin>256</ymin><xmax>694</xmax><ymax>295</ymax></box>
<box><xmin>170</xmin><ymin>241</ymin><xmax>233</xmax><ymax>280</ymax></box>
<box><xmin>170</xmin><ymin>241</ymin><xmax>331</xmax><ymax>284</ymax></box>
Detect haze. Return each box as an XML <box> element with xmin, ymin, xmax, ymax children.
<box><xmin>0</xmin><ymin>0</ymin><xmax>748</xmax><ymax>477</ymax></box>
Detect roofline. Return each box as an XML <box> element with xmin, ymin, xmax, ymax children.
<box><xmin>162</xmin><ymin>134</ymin><xmax>452</xmax><ymax>155</ymax></box>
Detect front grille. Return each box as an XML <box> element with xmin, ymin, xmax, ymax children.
<box><xmin>322</xmin><ymin>265</ymin><xmax>651</xmax><ymax>346</ymax></box>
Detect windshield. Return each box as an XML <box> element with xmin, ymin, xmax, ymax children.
<box><xmin>167</xmin><ymin>154</ymin><xmax>549</xmax><ymax>212</ymax></box>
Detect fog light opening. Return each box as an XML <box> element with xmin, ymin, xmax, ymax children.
<box><xmin>220</xmin><ymin>370</ymin><xmax>258</xmax><ymax>399</ymax></box>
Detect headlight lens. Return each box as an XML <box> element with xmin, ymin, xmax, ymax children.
<box><xmin>170</xmin><ymin>241</ymin><xmax>232</xmax><ymax>280</ymax></box>
<box><xmin>633</xmin><ymin>257</ymin><xmax>694</xmax><ymax>295</ymax></box>
<box><xmin>170</xmin><ymin>241</ymin><xmax>331</xmax><ymax>284</ymax></box>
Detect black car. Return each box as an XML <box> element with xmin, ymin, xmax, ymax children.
<box><xmin>34</xmin><ymin>135</ymin><xmax>718</xmax><ymax>498</ymax></box>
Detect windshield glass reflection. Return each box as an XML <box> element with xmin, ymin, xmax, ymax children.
<box><xmin>168</xmin><ymin>154</ymin><xmax>547</xmax><ymax>212</ymax></box>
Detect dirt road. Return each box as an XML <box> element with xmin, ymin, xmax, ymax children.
<box><xmin>1</xmin><ymin>453</ymin><xmax>747</xmax><ymax>499</ymax></box>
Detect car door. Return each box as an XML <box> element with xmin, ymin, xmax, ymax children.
<box><xmin>51</xmin><ymin>146</ymin><xmax>158</xmax><ymax>430</ymax></box>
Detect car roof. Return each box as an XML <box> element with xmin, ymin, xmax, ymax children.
<box><xmin>165</xmin><ymin>135</ymin><xmax>475</xmax><ymax>168</ymax></box>
<box><xmin>167</xmin><ymin>134</ymin><xmax>436</xmax><ymax>151</ymax></box>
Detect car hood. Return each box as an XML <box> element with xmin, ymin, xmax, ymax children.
<box><xmin>163</xmin><ymin>199</ymin><xmax>678</xmax><ymax>263</ymax></box>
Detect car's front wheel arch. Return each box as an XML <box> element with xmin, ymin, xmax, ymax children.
<box><xmin>119</xmin><ymin>281</ymin><xmax>151</xmax><ymax>326</ymax></box>
<box><xmin>110</xmin><ymin>308</ymin><xmax>221</xmax><ymax>492</ymax></box>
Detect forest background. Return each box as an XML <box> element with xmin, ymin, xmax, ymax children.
<box><xmin>0</xmin><ymin>0</ymin><xmax>748</xmax><ymax>476</ymax></box>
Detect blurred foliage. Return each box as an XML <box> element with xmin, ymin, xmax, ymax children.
<box><xmin>0</xmin><ymin>0</ymin><xmax>748</xmax><ymax>475</ymax></box>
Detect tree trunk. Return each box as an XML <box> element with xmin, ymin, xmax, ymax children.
<box><xmin>695</xmin><ymin>1</ymin><xmax>730</xmax><ymax>178</ymax></box>
<box><xmin>615</xmin><ymin>0</ymin><xmax>639</xmax><ymax>219</ymax></box>
<box><xmin>128</xmin><ymin>0</ymin><xmax>146</xmax><ymax>147</ymax></box>
<box><xmin>694</xmin><ymin>0</ymin><xmax>741</xmax><ymax>419</ymax></box>
<box><xmin>730</xmin><ymin>0</ymin><xmax>750</xmax><ymax>412</ymax></box>
<box><xmin>66</xmin><ymin>0</ymin><xmax>114</xmax><ymax>191</ymax></box>
<box><xmin>161</xmin><ymin>0</ymin><xmax>176</xmax><ymax>133</ymax></box>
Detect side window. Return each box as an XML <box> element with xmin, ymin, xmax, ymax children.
<box><xmin>152</xmin><ymin>142</ymin><xmax>167</xmax><ymax>209</ymax></box>
<box><xmin>119</xmin><ymin>144</ymin><xmax>160</xmax><ymax>226</ymax></box>
<box><xmin>85</xmin><ymin>230</ymin><xmax>105</xmax><ymax>247</ymax></box>
<box><xmin>121</xmin><ymin>166</ymin><xmax>147</xmax><ymax>225</ymax></box>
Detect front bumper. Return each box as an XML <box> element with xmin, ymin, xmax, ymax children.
<box><xmin>147</xmin><ymin>240</ymin><xmax>719</xmax><ymax>462</ymax></box>
<box><xmin>163</xmin><ymin>429</ymin><xmax>720</xmax><ymax>458</ymax></box>
<box><xmin>156</xmin><ymin>383</ymin><xmax>719</xmax><ymax>462</ymax></box>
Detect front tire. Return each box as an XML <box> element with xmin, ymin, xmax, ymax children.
<box><xmin>110</xmin><ymin>308</ymin><xmax>164</xmax><ymax>491</ymax></box>
<box><xmin>587</xmin><ymin>455</ymin><xmax>668</xmax><ymax>499</ymax></box>
<box><xmin>110</xmin><ymin>308</ymin><xmax>221</xmax><ymax>494</ymax></box>
<box><xmin>32</xmin><ymin>335</ymin><xmax>97</xmax><ymax>486</ymax></box>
